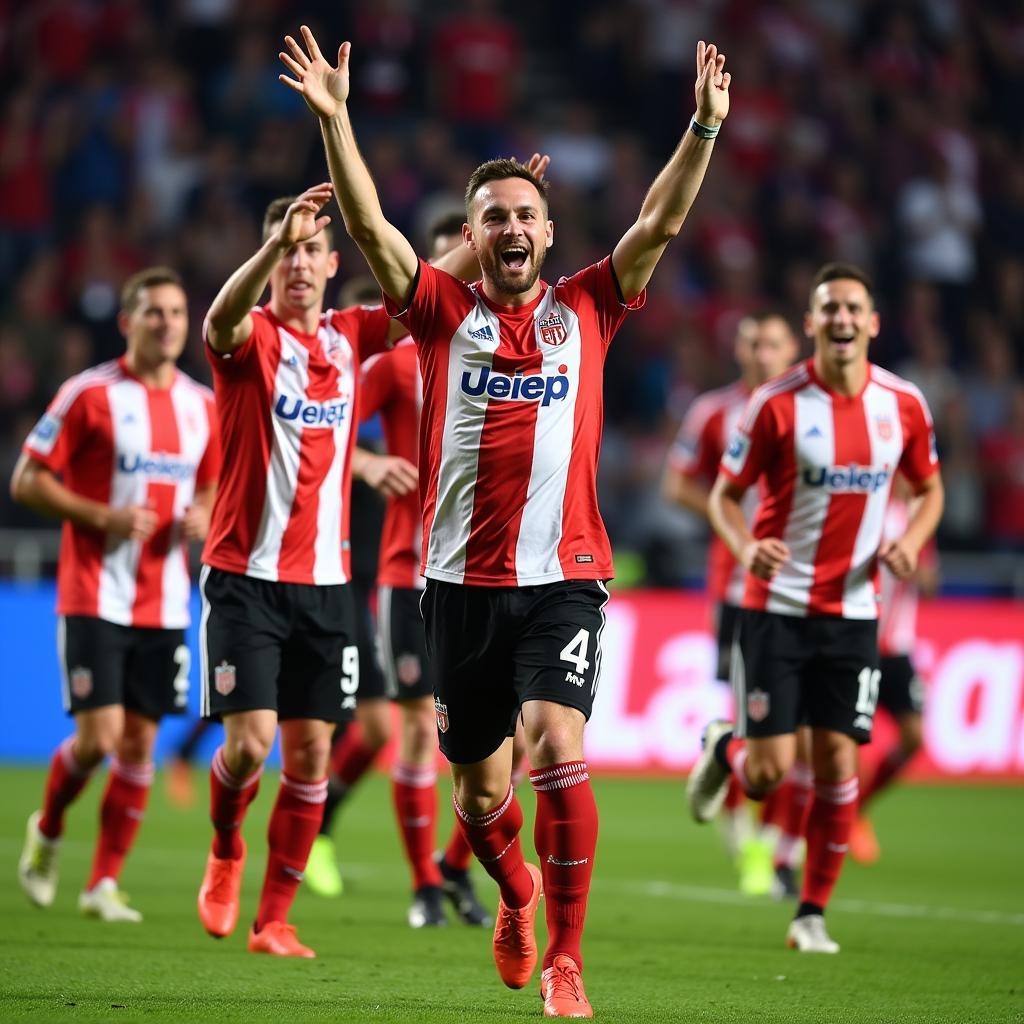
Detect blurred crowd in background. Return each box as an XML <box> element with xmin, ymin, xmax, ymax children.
<box><xmin>2</xmin><ymin>0</ymin><xmax>1023</xmax><ymax>578</ymax></box>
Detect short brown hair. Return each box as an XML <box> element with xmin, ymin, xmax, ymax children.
<box><xmin>427</xmin><ymin>210</ymin><xmax>465</xmax><ymax>245</ymax></box>
<box><xmin>809</xmin><ymin>262</ymin><xmax>875</xmax><ymax>308</ymax></box>
<box><xmin>339</xmin><ymin>275</ymin><xmax>382</xmax><ymax>308</ymax></box>
<box><xmin>464</xmin><ymin>159</ymin><xmax>549</xmax><ymax>219</ymax></box>
<box><xmin>120</xmin><ymin>266</ymin><xmax>184</xmax><ymax>313</ymax></box>
<box><xmin>262</xmin><ymin>195</ymin><xmax>335</xmax><ymax>246</ymax></box>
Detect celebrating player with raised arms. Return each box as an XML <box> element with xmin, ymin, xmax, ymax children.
<box><xmin>14</xmin><ymin>266</ymin><xmax>220</xmax><ymax>922</ymax></box>
<box><xmin>280</xmin><ymin>26</ymin><xmax>729</xmax><ymax>1015</ymax></box>
<box><xmin>690</xmin><ymin>262</ymin><xmax>944</xmax><ymax>954</ymax></box>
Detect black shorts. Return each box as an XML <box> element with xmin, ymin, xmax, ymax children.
<box><xmin>878</xmin><ymin>654</ymin><xmax>925</xmax><ymax>716</ymax></box>
<box><xmin>422</xmin><ymin>578</ymin><xmax>610</xmax><ymax>765</ymax></box>
<box><xmin>731</xmin><ymin>608</ymin><xmax>879</xmax><ymax>743</ymax></box>
<box><xmin>348</xmin><ymin>576</ymin><xmax>389</xmax><ymax>702</ymax></box>
<box><xmin>714</xmin><ymin>602</ymin><xmax>741</xmax><ymax>684</ymax></box>
<box><xmin>377</xmin><ymin>585</ymin><xmax>432</xmax><ymax>701</ymax></box>
<box><xmin>59</xmin><ymin>615</ymin><xmax>189</xmax><ymax>719</ymax></box>
<box><xmin>199</xmin><ymin>566</ymin><xmax>358</xmax><ymax>723</ymax></box>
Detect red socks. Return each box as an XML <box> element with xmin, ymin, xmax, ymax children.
<box><xmin>87</xmin><ymin>757</ymin><xmax>153</xmax><ymax>889</ymax></box>
<box><xmin>860</xmin><ymin>746</ymin><xmax>909</xmax><ymax>808</ymax></box>
<box><xmin>530</xmin><ymin>761</ymin><xmax>598</xmax><ymax>972</ymax></box>
<box><xmin>801</xmin><ymin>776</ymin><xmax>858</xmax><ymax>909</ymax></box>
<box><xmin>330</xmin><ymin>723</ymin><xmax>380</xmax><ymax>787</ymax></box>
<box><xmin>391</xmin><ymin>762</ymin><xmax>442</xmax><ymax>890</ymax></box>
<box><xmin>774</xmin><ymin>761</ymin><xmax>814</xmax><ymax>870</ymax></box>
<box><xmin>38</xmin><ymin>736</ymin><xmax>93</xmax><ymax>840</ymax></box>
<box><xmin>443</xmin><ymin>823</ymin><xmax>474</xmax><ymax>872</ymax></box>
<box><xmin>209</xmin><ymin>746</ymin><xmax>262</xmax><ymax>859</ymax></box>
<box><xmin>255</xmin><ymin>774</ymin><xmax>327</xmax><ymax>929</ymax></box>
<box><xmin>453</xmin><ymin>786</ymin><xmax>534</xmax><ymax>908</ymax></box>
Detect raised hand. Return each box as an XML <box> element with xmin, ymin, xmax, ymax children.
<box><xmin>272</xmin><ymin>183</ymin><xmax>334</xmax><ymax>248</ymax></box>
<box><xmin>525</xmin><ymin>152</ymin><xmax>551</xmax><ymax>181</ymax></box>
<box><xmin>279</xmin><ymin>26</ymin><xmax>350</xmax><ymax>120</ymax></box>
<box><xmin>694</xmin><ymin>40</ymin><xmax>731</xmax><ymax>126</ymax></box>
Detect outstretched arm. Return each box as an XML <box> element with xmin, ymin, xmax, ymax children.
<box><xmin>206</xmin><ymin>183</ymin><xmax>334</xmax><ymax>353</ymax></box>
<box><xmin>612</xmin><ymin>41</ymin><xmax>731</xmax><ymax>302</ymax></box>
<box><xmin>280</xmin><ymin>28</ymin><xmax>419</xmax><ymax>306</ymax></box>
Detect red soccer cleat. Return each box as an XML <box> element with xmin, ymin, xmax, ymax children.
<box><xmin>492</xmin><ymin>862</ymin><xmax>543</xmax><ymax>989</ymax></box>
<box><xmin>247</xmin><ymin>921</ymin><xmax>316</xmax><ymax>958</ymax></box>
<box><xmin>197</xmin><ymin>838</ymin><xmax>246</xmax><ymax>938</ymax></box>
<box><xmin>540</xmin><ymin>954</ymin><xmax>593</xmax><ymax>1018</ymax></box>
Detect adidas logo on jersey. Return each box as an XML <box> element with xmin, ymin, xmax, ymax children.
<box><xmin>468</xmin><ymin>325</ymin><xmax>494</xmax><ymax>341</ymax></box>
<box><xmin>461</xmin><ymin>366</ymin><xmax>570</xmax><ymax>407</ymax></box>
<box><xmin>274</xmin><ymin>393</ymin><xmax>349</xmax><ymax>427</ymax></box>
<box><xmin>117</xmin><ymin>452</ymin><xmax>196</xmax><ymax>481</ymax></box>
<box><xmin>802</xmin><ymin>464</ymin><xmax>891</xmax><ymax>493</ymax></box>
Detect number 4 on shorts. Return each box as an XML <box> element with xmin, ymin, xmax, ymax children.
<box><xmin>559</xmin><ymin>629</ymin><xmax>591</xmax><ymax>674</ymax></box>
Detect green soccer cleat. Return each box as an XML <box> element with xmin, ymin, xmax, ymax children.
<box><xmin>304</xmin><ymin>835</ymin><xmax>343</xmax><ymax>898</ymax></box>
<box><xmin>737</xmin><ymin>835</ymin><xmax>775</xmax><ymax>896</ymax></box>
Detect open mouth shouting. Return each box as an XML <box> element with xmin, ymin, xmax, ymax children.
<box><xmin>499</xmin><ymin>245</ymin><xmax>530</xmax><ymax>272</ymax></box>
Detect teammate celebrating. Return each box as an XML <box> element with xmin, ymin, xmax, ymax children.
<box><xmin>663</xmin><ymin>312</ymin><xmax>799</xmax><ymax>895</ymax></box>
<box><xmin>13</xmin><ymin>267</ymin><xmax>219</xmax><ymax>921</ymax></box>
<box><xmin>690</xmin><ymin>262</ymin><xmax>944</xmax><ymax>954</ymax></box>
<box><xmin>280</xmin><ymin>26</ymin><xmax>730</xmax><ymax>1015</ymax></box>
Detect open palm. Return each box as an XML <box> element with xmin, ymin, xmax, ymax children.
<box><xmin>695</xmin><ymin>40</ymin><xmax>731</xmax><ymax>124</ymax></box>
<box><xmin>279</xmin><ymin>26</ymin><xmax>350</xmax><ymax>119</ymax></box>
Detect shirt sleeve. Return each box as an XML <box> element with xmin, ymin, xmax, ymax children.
<box><xmin>668</xmin><ymin>400</ymin><xmax>722</xmax><ymax>483</ymax></box>
<box><xmin>560</xmin><ymin>256</ymin><xmax>646</xmax><ymax>346</ymax></box>
<box><xmin>195</xmin><ymin>395</ymin><xmax>222</xmax><ymax>489</ymax></box>
<box><xmin>897</xmin><ymin>388</ymin><xmax>940</xmax><ymax>487</ymax></box>
<box><xmin>359</xmin><ymin>349</ymin><xmax>396</xmax><ymax>422</ymax></box>
<box><xmin>22</xmin><ymin>384</ymin><xmax>89</xmax><ymax>473</ymax></box>
<box><xmin>381</xmin><ymin>260</ymin><xmax>452</xmax><ymax>347</ymax></box>
<box><xmin>341</xmin><ymin>304</ymin><xmax>392</xmax><ymax>360</ymax></box>
<box><xmin>719</xmin><ymin>394</ymin><xmax>774</xmax><ymax>491</ymax></box>
<box><xmin>203</xmin><ymin>308</ymin><xmax>268</xmax><ymax>373</ymax></box>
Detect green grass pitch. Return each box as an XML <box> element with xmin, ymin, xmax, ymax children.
<box><xmin>0</xmin><ymin>766</ymin><xmax>1021</xmax><ymax>1023</ymax></box>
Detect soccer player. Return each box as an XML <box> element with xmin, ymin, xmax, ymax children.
<box><xmin>13</xmin><ymin>266</ymin><xmax>220</xmax><ymax>921</ymax></box>
<box><xmin>280</xmin><ymin>27</ymin><xmax>730</xmax><ymax>1015</ymax></box>
<box><xmin>309</xmin><ymin>217</ymin><xmax>492</xmax><ymax>929</ymax></box>
<box><xmin>850</xmin><ymin>478</ymin><xmax>934</xmax><ymax>863</ymax></box>
<box><xmin>690</xmin><ymin>262</ymin><xmax>944</xmax><ymax>953</ymax></box>
<box><xmin>194</xmin><ymin>185</ymin><xmax>477</xmax><ymax>958</ymax></box>
<box><xmin>663</xmin><ymin>312</ymin><xmax>801</xmax><ymax>897</ymax></box>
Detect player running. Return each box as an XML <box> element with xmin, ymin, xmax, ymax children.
<box><xmin>663</xmin><ymin>311</ymin><xmax>800</xmax><ymax>896</ymax></box>
<box><xmin>281</xmin><ymin>26</ymin><xmax>729</xmax><ymax>1015</ymax></box>
<box><xmin>690</xmin><ymin>261</ymin><xmax>944</xmax><ymax>953</ymax></box>
<box><xmin>13</xmin><ymin>266</ymin><xmax>219</xmax><ymax>921</ymax></box>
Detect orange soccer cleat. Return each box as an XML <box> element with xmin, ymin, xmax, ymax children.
<box><xmin>849</xmin><ymin>815</ymin><xmax>881</xmax><ymax>865</ymax></box>
<box><xmin>166</xmin><ymin>757</ymin><xmax>196</xmax><ymax>808</ymax></box>
<box><xmin>197</xmin><ymin>839</ymin><xmax>246</xmax><ymax>938</ymax></box>
<box><xmin>492</xmin><ymin>862</ymin><xmax>543</xmax><ymax>989</ymax></box>
<box><xmin>247</xmin><ymin>921</ymin><xmax>316</xmax><ymax>958</ymax></box>
<box><xmin>540</xmin><ymin>954</ymin><xmax>593</xmax><ymax>1018</ymax></box>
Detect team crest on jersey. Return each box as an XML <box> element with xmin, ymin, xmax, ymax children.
<box><xmin>537</xmin><ymin>313</ymin><xmax>567</xmax><ymax>346</ymax></box>
<box><xmin>214</xmin><ymin>660</ymin><xmax>236</xmax><ymax>696</ymax></box>
<box><xmin>70</xmin><ymin>666</ymin><xmax>93</xmax><ymax>700</ymax></box>
<box><xmin>434</xmin><ymin>698</ymin><xmax>449</xmax><ymax>733</ymax></box>
<box><xmin>747</xmin><ymin>688</ymin><xmax>770</xmax><ymax>723</ymax></box>
<box><xmin>323</xmin><ymin>334</ymin><xmax>352</xmax><ymax>377</ymax></box>
<box><xmin>875</xmin><ymin>416</ymin><xmax>894</xmax><ymax>441</ymax></box>
<box><xmin>396</xmin><ymin>654</ymin><xmax>421</xmax><ymax>686</ymax></box>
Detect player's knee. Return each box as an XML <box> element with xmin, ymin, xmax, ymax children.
<box><xmin>285</xmin><ymin>737</ymin><xmax>332</xmax><ymax>781</ymax></box>
<box><xmin>74</xmin><ymin>734</ymin><xmax>115</xmax><ymax>768</ymax></box>
<box><xmin>358</xmin><ymin>703</ymin><xmax>392</xmax><ymax>750</ymax></box>
<box><xmin>453</xmin><ymin>776</ymin><xmax>507</xmax><ymax>817</ymax></box>
<box><xmin>224</xmin><ymin>732</ymin><xmax>273</xmax><ymax>775</ymax></box>
<box><xmin>745</xmin><ymin>757</ymin><xmax>788</xmax><ymax>791</ymax></box>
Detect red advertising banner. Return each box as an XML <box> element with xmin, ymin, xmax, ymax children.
<box><xmin>583</xmin><ymin>591</ymin><xmax>1024</xmax><ymax>779</ymax></box>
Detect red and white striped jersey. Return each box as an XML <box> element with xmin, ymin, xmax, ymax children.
<box><xmin>202</xmin><ymin>303</ymin><xmax>390</xmax><ymax>585</ymax></box>
<box><xmin>23</xmin><ymin>358</ymin><xmax>220</xmax><ymax>629</ymax></box>
<box><xmin>720</xmin><ymin>359</ymin><xmax>939</xmax><ymax>619</ymax></box>
<box><xmin>667</xmin><ymin>379</ymin><xmax>755</xmax><ymax>605</ymax></box>
<box><xmin>385</xmin><ymin>257</ymin><xmax>644</xmax><ymax>586</ymax></box>
<box><xmin>359</xmin><ymin>338</ymin><xmax>424</xmax><ymax>590</ymax></box>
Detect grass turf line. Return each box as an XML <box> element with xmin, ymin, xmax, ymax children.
<box><xmin>0</xmin><ymin>766</ymin><xmax>1021</xmax><ymax>1023</ymax></box>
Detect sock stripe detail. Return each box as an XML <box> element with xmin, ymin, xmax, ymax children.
<box><xmin>529</xmin><ymin>761</ymin><xmax>590</xmax><ymax>791</ymax></box>
<box><xmin>212</xmin><ymin>746</ymin><xmax>262</xmax><ymax>791</ymax></box>
<box><xmin>281</xmin><ymin>774</ymin><xmax>329</xmax><ymax>804</ymax></box>
<box><xmin>453</xmin><ymin>785</ymin><xmax>513</xmax><ymax>828</ymax></box>
<box><xmin>475</xmin><ymin>836</ymin><xmax>517</xmax><ymax>864</ymax></box>
<box><xmin>110</xmin><ymin>757</ymin><xmax>154</xmax><ymax>787</ymax></box>
<box><xmin>815</xmin><ymin>776</ymin><xmax>859</xmax><ymax>805</ymax></box>
<box><xmin>392</xmin><ymin>761</ymin><xmax>437</xmax><ymax>788</ymax></box>
<box><xmin>59</xmin><ymin>735</ymin><xmax>90</xmax><ymax>778</ymax></box>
